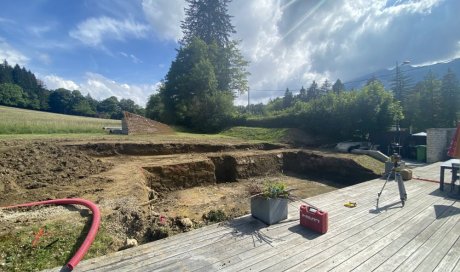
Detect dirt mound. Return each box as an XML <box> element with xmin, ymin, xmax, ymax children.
<box><xmin>0</xmin><ymin>142</ymin><xmax>112</xmax><ymax>205</ymax></box>
<box><xmin>74</xmin><ymin>142</ymin><xmax>284</xmax><ymax>156</ymax></box>
<box><xmin>279</xmin><ymin>128</ymin><xmax>334</xmax><ymax>147</ymax></box>
<box><xmin>122</xmin><ymin>111</ymin><xmax>173</xmax><ymax>135</ymax></box>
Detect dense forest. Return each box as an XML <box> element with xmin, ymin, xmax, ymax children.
<box><xmin>0</xmin><ymin>60</ymin><xmax>144</xmax><ymax>119</ymax></box>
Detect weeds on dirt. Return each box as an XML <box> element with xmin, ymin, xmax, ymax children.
<box><xmin>0</xmin><ymin>220</ymin><xmax>113</xmax><ymax>271</ymax></box>
<box><xmin>203</xmin><ymin>209</ymin><xmax>228</xmax><ymax>223</ymax></box>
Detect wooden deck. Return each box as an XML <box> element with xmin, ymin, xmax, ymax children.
<box><xmin>49</xmin><ymin>162</ymin><xmax>460</xmax><ymax>272</ymax></box>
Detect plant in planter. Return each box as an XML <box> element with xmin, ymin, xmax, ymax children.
<box><xmin>248</xmin><ymin>181</ymin><xmax>289</xmax><ymax>225</ymax></box>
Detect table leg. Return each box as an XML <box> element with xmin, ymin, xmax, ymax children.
<box><xmin>440</xmin><ymin>166</ymin><xmax>445</xmax><ymax>191</ymax></box>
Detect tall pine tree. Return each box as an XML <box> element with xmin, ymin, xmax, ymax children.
<box><xmin>181</xmin><ymin>0</ymin><xmax>235</xmax><ymax>47</ymax></box>
<box><xmin>440</xmin><ymin>68</ymin><xmax>460</xmax><ymax>127</ymax></box>
<box><xmin>332</xmin><ymin>79</ymin><xmax>344</xmax><ymax>94</ymax></box>
<box><xmin>159</xmin><ymin>0</ymin><xmax>248</xmax><ymax>131</ymax></box>
<box><xmin>391</xmin><ymin>62</ymin><xmax>411</xmax><ymax>103</ymax></box>
<box><xmin>179</xmin><ymin>0</ymin><xmax>248</xmax><ymax>94</ymax></box>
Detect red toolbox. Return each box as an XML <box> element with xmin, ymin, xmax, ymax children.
<box><xmin>299</xmin><ymin>204</ymin><xmax>328</xmax><ymax>234</ymax></box>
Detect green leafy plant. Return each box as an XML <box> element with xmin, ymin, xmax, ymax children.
<box><xmin>248</xmin><ymin>181</ymin><xmax>290</xmax><ymax>199</ymax></box>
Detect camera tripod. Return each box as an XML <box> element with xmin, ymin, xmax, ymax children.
<box><xmin>377</xmin><ymin>154</ymin><xmax>407</xmax><ymax>208</ymax></box>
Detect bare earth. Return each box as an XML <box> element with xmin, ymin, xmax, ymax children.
<box><xmin>0</xmin><ymin>137</ymin><xmax>381</xmax><ymax>257</ymax></box>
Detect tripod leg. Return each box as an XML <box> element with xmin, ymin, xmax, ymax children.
<box><xmin>377</xmin><ymin>171</ymin><xmax>392</xmax><ymax>207</ymax></box>
<box><xmin>396</xmin><ymin>173</ymin><xmax>407</xmax><ymax>206</ymax></box>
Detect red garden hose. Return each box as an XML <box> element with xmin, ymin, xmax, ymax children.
<box><xmin>1</xmin><ymin>198</ymin><xmax>101</xmax><ymax>270</ymax></box>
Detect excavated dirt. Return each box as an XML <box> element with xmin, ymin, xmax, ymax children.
<box><xmin>0</xmin><ymin>142</ymin><xmax>111</xmax><ymax>206</ymax></box>
<box><xmin>0</xmin><ymin>139</ymin><xmax>383</xmax><ymax>263</ymax></box>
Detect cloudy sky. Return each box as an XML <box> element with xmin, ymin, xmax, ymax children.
<box><xmin>1</xmin><ymin>0</ymin><xmax>459</xmax><ymax>106</ymax></box>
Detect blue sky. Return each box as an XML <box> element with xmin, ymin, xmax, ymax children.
<box><xmin>1</xmin><ymin>0</ymin><xmax>459</xmax><ymax>106</ymax></box>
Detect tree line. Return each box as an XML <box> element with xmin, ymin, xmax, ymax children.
<box><xmin>236</xmin><ymin>80</ymin><xmax>402</xmax><ymax>140</ymax></box>
<box><xmin>0</xmin><ymin>60</ymin><xmax>144</xmax><ymax>119</ymax></box>
<box><xmin>236</xmin><ymin>67</ymin><xmax>460</xmax><ymax>140</ymax></box>
<box><xmin>398</xmin><ymin>69</ymin><xmax>460</xmax><ymax>130</ymax></box>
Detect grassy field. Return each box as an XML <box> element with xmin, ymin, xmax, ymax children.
<box><xmin>219</xmin><ymin>126</ymin><xmax>289</xmax><ymax>142</ymax></box>
<box><xmin>0</xmin><ymin>106</ymin><xmax>120</xmax><ymax>135</ymax></box>
<box><xmin>0</xmin><ymin>106</ymin><xmax>292</xmax><ymax>144</ymax></box>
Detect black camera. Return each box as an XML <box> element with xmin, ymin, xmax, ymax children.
<box><xmin>390</xmin><ymin>153</ymin><xmax>401</xmax><ymax>167</ymax></box>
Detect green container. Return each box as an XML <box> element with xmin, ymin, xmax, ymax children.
<box><xmin>416</xmin><ymin>145</ymin><xmax>427</xmax><ymax>162</ymax></box>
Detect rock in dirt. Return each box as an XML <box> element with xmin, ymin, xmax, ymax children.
<box><xmin>125</xmin><ymin>238</ymin><xmax>138</xmax><ymax>248</ymax></box>
<box><xmin>179</xmin><ymin>218</ymin><xmax>193</xmax><ymax>228</ymax></box>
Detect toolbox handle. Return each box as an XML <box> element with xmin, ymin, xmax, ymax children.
<box><xmin>308</xmin><ymin>207</ymin><xmax>318</xmax><ymax>213</ymax></box>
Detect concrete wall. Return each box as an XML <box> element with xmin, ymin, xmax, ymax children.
<box><xmin>427</xmin><ymin>128</ymin><xmax>456</xmax><ymax>163</ymax></box>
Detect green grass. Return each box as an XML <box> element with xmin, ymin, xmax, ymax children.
<box><xmin>0</xmin><ymin>106</ymin><xmax>120</xmax><ymax>135</ymax></box>
<box><xmin>0</xmin><ymin>220</ymin><xmax>113</xmax><ymax>271</ymax></box>
<box><xmin>219</xmin><ymin>126</ymin><xmax>289</xmax><ymax>142</ymax></box>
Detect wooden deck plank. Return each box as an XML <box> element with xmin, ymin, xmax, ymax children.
<box><xmin>349</xmin><ymin>200</ymin><xmax>457</xmax><ymax>272</ymax></box>
<box><xmin>433</xmin><ymin>236</ymin><xmax>460</xmax><ymax>272</ymax></box>
<box><xmin>256</xmin><ymin>183</ymin><xmax>443</xmax><ymax>272</ymax></box>
<box><xmin>412</xmin><ymin>212</ymin><xmax>460</xmax><ymax>272</ymax></box>
<box><xmin>212</xmin><ymin>181</ymin><xmax>436</xmax><ymax>272</ymax></box>
<box><xmin>134</xmin><ymin>180</ymin><xmax>433</xmax><ymax>271</ymax></box>
<box><xmin>328</xmin><ymin>198</ymin><xmax>449</xmax><ymax>272</ymax></box>
<box><xmin>376</xmin><ymin>203</ymin><xmax>460</xmax><ymax>272</ymax></box>
<box><xmin>299</xmin><ymin>190</ymin><xmax>449</xmax><ymax>271</ymax></box>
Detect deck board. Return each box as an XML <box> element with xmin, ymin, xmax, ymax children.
<box><xmin>45</xmin><ymin>161</ymin><xmax>460</xmax><ymax>272</ymax></box>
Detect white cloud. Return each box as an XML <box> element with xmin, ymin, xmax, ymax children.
<box><xmin>69</xmin><ymin>16</ymin><xmax>149</xmax><ymax>46</ymax></box>
<box><xmin>43</xmin><ymin>75</ymin><xmax>80</xmax><ymax>90</ymax></box>
<box><xmin>142</xmin><ymin>0</ymin><xmax>185</xmax><ymax>41</ymax></box>
<box><xmin>119</xmin><ymin>52</ymin><xmax>142</xmax><ymax>64</ymax></box>
<box><xmin>228</xmin><ymin>0</ymin><xmax>458</xmax><ymax>103</ymax></box>
<box><xmin>76</xmin><ymin>0</ymin><xmax>458</xmax><ymax>105</ymax></box>
<box><xmin>80</xmin><ymin>73</ymin><xmax>160</xmax><ymax>106</ymax></box>
<box><xmin>29</xmin><ymin>24</ymin><xmax>54</xmax><ymax>37</ymax></box>
<box><xmin>0</xmin><ymin>39</ymin><xmax>28</xmax><ymax>66</ymax></box>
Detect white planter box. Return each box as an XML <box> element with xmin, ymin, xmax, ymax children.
<box><xmin>250</xmin><ymin>197</ymin><xmax>288</xmax><ymax>225</ymax></box>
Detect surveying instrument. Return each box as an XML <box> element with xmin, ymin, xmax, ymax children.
<box><xmin>377</xmin><ymin>153</ymin><xmax>407</xmax><ymax>208</ymax></box>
